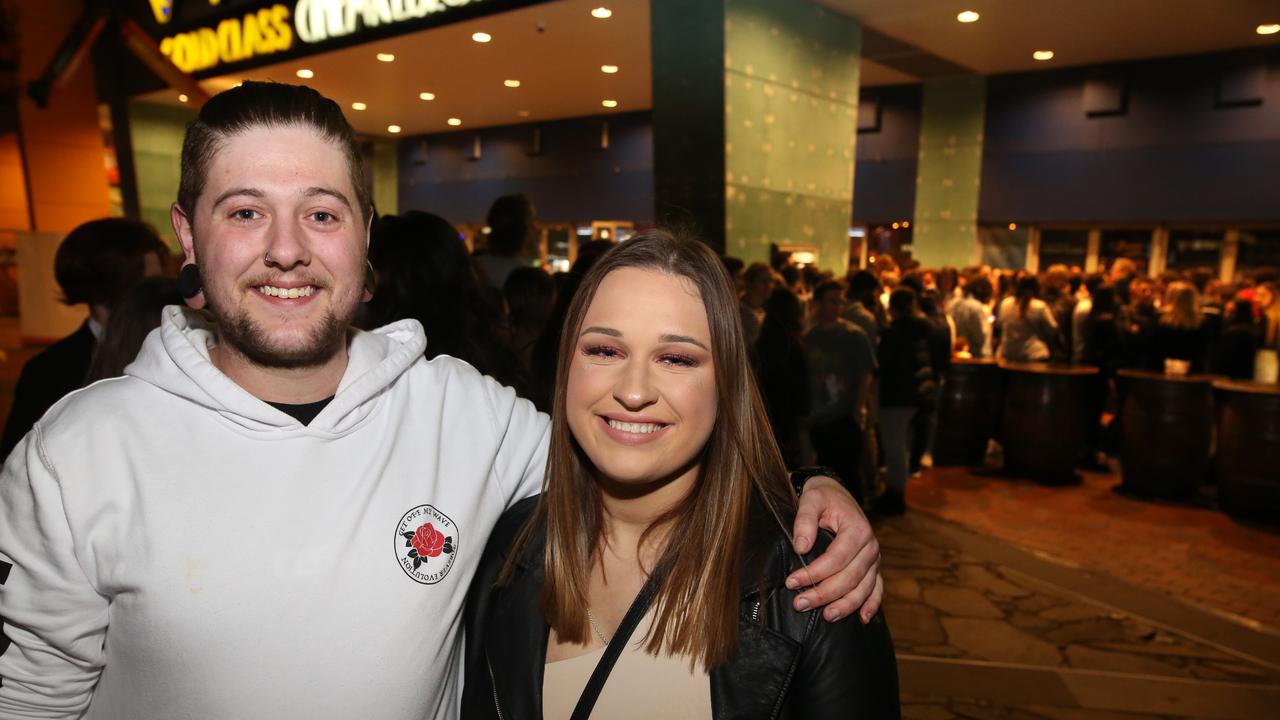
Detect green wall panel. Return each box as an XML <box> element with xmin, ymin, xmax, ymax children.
<box><xmin>912</xmin><ymin>76</ymin><xmax>986</xmax><ymax>269</ymax></box>
<box><xmin>129</xmin><ymin>100</ymin><xmax>195</xmax><ymax>252</ymax></box>
<box><xmin>723</xmin><ymin>0</ymin><xmax>860</xmax><ymax>272</ymax></box>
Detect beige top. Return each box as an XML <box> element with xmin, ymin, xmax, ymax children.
<box><xmin>542</xmin><ymin>614</ymin><xmax>713</xmax><ymax>720</ymax></box>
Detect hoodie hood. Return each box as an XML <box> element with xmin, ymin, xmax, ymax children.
<box><xmin>125</xmin><ymin>306</ymin><xmax>428</xmax><ymax>437</ymax></box>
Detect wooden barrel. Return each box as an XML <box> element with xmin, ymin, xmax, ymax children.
<box><xmin>1116</xmin><ymin>370</ymin><xmax>1213</xmax><ymax>499</ymax></box>
<box><xmin>934</xmin><ymin>358</ymin><xmax>1002</xmax><ymax>466</ymax></box>
<box><xmin>1214</xmin><ymin>380</ymin><xmax>1280</xmax><ymax>524</ymax></box>
<box><xmin>999</xmin><ymin>362</ymin><xmax>1100</xmax><ymax>484</ymax></box>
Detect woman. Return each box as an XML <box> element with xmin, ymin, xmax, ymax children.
<box><xmin>995</xmin><ymin>275</ymin><xmax>1064</xmax><ymax>362</ymax></box>
<box><xmin>359</xmin><ymin>211</ymin><xmax>525</xmax><ymax>393</ymax></box>
<box><xmin>1147</xmin><ymin>281</ymin><xmax>1209</xmax><ymax>373</ymax></box>
<box><xmin>463</xmin><ymin>231</ymin><xmax>898</xmax><ymax>719</ymax></box>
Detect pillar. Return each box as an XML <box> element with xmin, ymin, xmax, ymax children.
<box><xmin>652</xmin><ymin>0</ymin><xmax>861</xmax><ymax>273</ymax></box>
<box><xmin>911</xmin><ymin>76</ymin><xmax>985</xmax><ymax>269</ymax></box>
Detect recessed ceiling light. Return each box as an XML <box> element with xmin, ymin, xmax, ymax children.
<box><xmin>892</xmin><ymin>222</ymin><xmax>900</xmax><ymax>229</ymax></box>
<box><xmin>296</xmin><ymin>68</ymin><xmax>314</xmax><ymax>79</ymax></box>
<box><xmin>387</xmin><ymin>125</ymin><xmax>401</xmax><ymax>134</ymax></box>
<box><xmin>1258</xmin><ymin>24</ymin><xmax>1280</xmax><ymax>35</ymax></box>
<box><xmin>902</xmin><ymin>221</ymin><xmax>910</xmax><ymax>228</ymax></box>
<box><xmin>601</xmin><ymin>64</ymin><xmax>619</xmax><ymax>74</ymax></box>
<box><xmin>504</xmin><ymin>79</ymin><xmax>521</xmax><ymax>88</ymax></box>
<box><xmin>591</xmin><ymin>7</ymin><xmax>612</xmax><ymax>19</ymax></box>
<box><xmin>178</xmin><ymin>93</ymin><xmax>189</xmax><ymax>103</ymax></box>
<box><xmin>419</xmin><ymin>92</ymin><xmax>435</xmax><ymax>101</ymax></box>
<box><xmin>518</xmin><ymin>110</ymin><xmax>530</xmax><ymax>117</ymax></box>
<box><xmin>376</xmin><ymin>53</ymin><xmax>396</xmax><ymax>62</ymax></box>
<box><xmin>447</xmin><ymin>117</ymin><xmax>462</xmax><ymax>126</ymax></box>
<box><xmin>956</xmin><ymin>10</ymin><xmax>979</xmax><ymax>23</ymax></box>
<box><xmin>1008</xmin><ymin>222</ymin><xmax>1018</xmax><ymax>230</ymax></box>
<box><xmin>472</xmin><ymin>32</ymin><xmax>491</xmax><ymax>43</ymax></box>
<box><xmin>351</xmin><ymin>102</ymin><xmax>367</xmax><ymax>111</ymax></box>
<box><xmin>601</xmin><ymin>99</ymin><xmax>618</xmax><ymax>108</ymax></box>
<box><xmin>1032</xmin><ymin>50</ymin><xmax>1054</xmax><ymax>61</ymax></box>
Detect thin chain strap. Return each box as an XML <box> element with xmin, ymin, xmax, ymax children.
<box><xmin>585</xmin><ymin>608</ymin><xmax>611</xmax><ymax>645</ymax></box>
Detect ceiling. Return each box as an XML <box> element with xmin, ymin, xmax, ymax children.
<box><xmin>823</xmin><ymin>0</ymin><xmax>1280</xmax><ymax>85</ymax></box>
<box><xmin>142</xmin><ymin>0</ymin><xmax>652</xmax><ymax>137</ymax></box>
<box><xmin>140</xmin><ymin>0</ymin><xmax>1280</xmax><ymax>134</ymax></box>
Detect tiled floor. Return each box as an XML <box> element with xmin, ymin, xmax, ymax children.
<box><xmin>906</xmin><ymin>464</ymin><xmax>1280</xmax><ymax>631</ymax></box>
<box><xmin>880</xmin><ymin>512</ymin><xmax>1280</xmax><ymax>719</ymax></box>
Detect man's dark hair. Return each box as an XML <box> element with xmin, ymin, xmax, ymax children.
<box><xmin>847</xmin><ymin>270</ymin><xmax>879</xmax><ymax>298</ymax></box>
<box><xmin>178</xmin><ymin>81</ymin><xmax>371</xmax><ymax>223</ymax></box>
<box><xmin>55</xmin><ymin>218</ymin><xmax>167</xmax><ymax>307</ymax></box>
<box><xmin>814</xmin><ymin>280</ymin><xmax>843</xmax><ymax>302</ymax></box>
<box><xmin>888</xmin><ymin>286</ymin><xmax>918</xmax><ymax>318</ymax></box>
<box><xmin>485</xmin><ymin>194</ymin><xmax>534</xmax><ymax>256</ymax></box>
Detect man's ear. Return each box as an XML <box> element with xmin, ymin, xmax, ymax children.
<box><xmin>171</xmin><ymin>203</ymin><xmax>197</xmax><ymax>264</ymax></box>
<box><xmin>171</xmin><ymin>203</ymin><xmax>206</xmax><ymax>310</ymax></box>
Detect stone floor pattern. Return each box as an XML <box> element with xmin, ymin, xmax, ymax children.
<box><xmin>878</xmin><ymin>512</ymin><xmax>1280</xmax><ymax>719</ymax></box>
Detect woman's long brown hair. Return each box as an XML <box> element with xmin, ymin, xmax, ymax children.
<box><xmin>501</xmin><ymin>229</ymin><xmax>796</xmax><ymax>669</ymax></box>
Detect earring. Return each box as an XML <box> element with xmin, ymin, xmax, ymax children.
<box><xmin>178</xmin><ymin>263</ymin><xmax>203</xmax><ymax>299</ymax></box>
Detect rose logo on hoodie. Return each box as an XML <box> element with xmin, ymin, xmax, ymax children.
<box><xmin>395</xmin><ymin>505</ymin><xmax>458</xmax><ymax>584</ymax></box>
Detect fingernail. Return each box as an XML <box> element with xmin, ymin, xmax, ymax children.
<box><xmin>795</xmin><ymin>536</ymin><xmax>809</xmax><ymax>550</ymax></box>
<box><xmin>828</xmin><ymin>610</ymin><xmax>840</xmax><ymax>622</ymax></box>
<box><xmin>785</xmin><ymin>577</ymin><xmax>799</xmax><ymax>589</ymax></box>
<box><xmin>795</xmin><ymin>597</ymin><xmax>811</xmax><ymax>611</ymax></box>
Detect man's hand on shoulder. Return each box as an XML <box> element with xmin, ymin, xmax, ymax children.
<box><xmin>787</xmin><ymin>475</ymin><xmax>883</xmax><ymax>624</ymax></box>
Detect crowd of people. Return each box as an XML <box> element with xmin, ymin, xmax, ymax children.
<box><xmin>725</xmin><ymin>251</ymin><xmax>1280</xmax><ymax>516</ymax></box>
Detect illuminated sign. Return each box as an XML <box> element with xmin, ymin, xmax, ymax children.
<box><xmin>295</xmin><ymin>0</ymin><xmax>479</xmax><ymax>43</ymax></box>
<box><xmin>157</xmin><ymin>0</ymin><xmax>481</xmax><ymax>74</ymax></box>
<box><xmin>160</xmin><ymin>5</ymin><xmax>293</xmax><ymax>73</ymax></box>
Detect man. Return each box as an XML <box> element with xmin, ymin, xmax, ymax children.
<box><xmin>843</xmin><ymin>269</ymin><xmax>882</xmax><ymax>345</ymax></box>
<box><xmin>806</xmin><ymin>281</ymin><xmax>876</xmax><ymax>502</ymax></box>
<box><xmin>0</xmin><ymin>82</ymin><xmax>880</xmax><ymax>718</ymax></box>
<box><xmin>950</xmin><ymin>274</ymin><xmax>993</xmax><ymax>358</ymax></box>
<box><xmin>0</xmin><ymin>218</ymin><xmax>167</xmax><ymax>458</ymax></box>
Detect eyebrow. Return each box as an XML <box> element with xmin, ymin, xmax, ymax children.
<box><xmin>579</xmin><ymin>326</ymin><xmax>710</xmax><ymax>351</ymax></box>
<box><xmin>210</xmin><ymin>186</ymin><xmax>353</xmax><ymax>211</ymax></box>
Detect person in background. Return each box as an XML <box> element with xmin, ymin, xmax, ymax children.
<box><xmin>1148</xmin><ymin>281</ymin><xmax>1209</xmax><ymax>373</ymax></box>
<box><xmin>1110</xmin><ymin>258</ymin><xmax>1138</xmax><ymax>306</ymax></box>
<box><xmin>806</xmin><ymin>281</ymin><xmax>876</xmax><ymax>503</ymax></box>
<box><xmin>0</xmin><ymin>217</ymin><xmax>167</xmax><ymax>459</ymax></box>
<box><xmin>504</xmin><ymin>266</ymin><xmax>556</xmax><ymax>383</ymax></box>
<box><xmin>912</xmin><ymin>289</ymin><xmax>953</xmax><ymax>472</ymax></box>
<box><xmin>1043</xmin><ymin>264</ymin><xmax>1078</xmax><ymax>359</ymax></box>
<box><xmin>362</xmin><ymin>211</ymin><xmax>524</xmax><ymax>393</ymax></box>
<box><xmin>84</xmin><ymin>277</ymin><xmax>183</xmax><ymax>384</ymax></box>
<box><xmin>1255</xmin><ymin>281</ymin><xmax>1280</xmax><ymax>350</ymax></box>
<box><xmin>1081</xmin><ymin>284</ymin><xmax>1127</xmax><ymax>460</ymax></box>
<box><xmin>1072</xmin><ymin>273</ymin><xmax>1105</xmax><ymax>363</ymax></box>
<box><xmin>843</xmin><ymin>270</ymin><xmax>883</xmax><ymax>345</ymax></box>
<box><xmin>529</xmin><ymin>240</ymin><xmax>616</xmax><ymax>410</ymax></box>
<box><xmin>722</xmin><ymin>255</ymin><xmax>745</xmax><ymax>296</ymax></box>
<box><xmin>876</xmin><ymin>287</ymin><xmax>936</xmax><ymax>516</ymax></box>
<box><xmin>739</xmin><ymin>262</ymin><xmax>774</xmax><ymax>348</ymax></box>
<box><xmin>996</xmin><ymin>275</ymin><xmax>1063</xmax><ymax>362</ymax></box>
<box><xmin>950</xmin><ymin>275</ymin><xmax>993</xmax><ymax>358</ymax></box>
<box><xmin>1214</xmin><ymin>298</ymin><xmax>1261</xmax><ymax>380</ymax></box>
<box><xmin>475</xmin><ymin>193</ymin><xmax>536</xmax><ymax>289</ymax></box>
<box><xmin>757</xmin><ymin>287</ymin><xmax>812</xmax><ymax>467</ymax></box>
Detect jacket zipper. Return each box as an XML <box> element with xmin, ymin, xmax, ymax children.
<box><xmin>751</xmin><ymin>598</ymin><xmax>762</xmax><ymax>624</ymax></box>
<box><xmin>487</xmin><ymin>655</ymin><xmax>506</xmax><ymax>720</ymax></box>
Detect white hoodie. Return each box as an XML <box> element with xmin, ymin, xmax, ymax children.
<box><xmin>0</xmin><ymin>307</ymin><xmax>549</xmax><ymax>719</ymax></box>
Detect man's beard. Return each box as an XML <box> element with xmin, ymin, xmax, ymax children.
<box><xmin>207</xmin><ymin>295</ymin><xmax>353</xmax><ymax>370</ymax></box>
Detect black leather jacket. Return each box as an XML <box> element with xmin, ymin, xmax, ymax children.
<box><xmin>462</xmin><ymin>497</ymin><xmax>900</xmax><ymax>719</ymax></box>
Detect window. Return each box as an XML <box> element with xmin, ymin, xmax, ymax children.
<box><xmin>1167</xmin><ymin>229</ymin><xmax>1223</xmax><ymax>271</ymax></box>
<box><xmin>978</xmin><ymin>225</ymin><xmax>1028</xmax><ymax>269</ymax></box>
<box><xmin>1238</xmin><ymin>229</ymin><xmax>1280</xmax><ymax>271</ymax></box>
<box><xmin>1099</xmin><ymin>229</ymin><xmax>1153</xmax><ymax>276</ymax></box>
<box><xmin>1038</xmin><ymin>229</ymin><xmax>1088</xmax><ymax>270</ymax></box>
